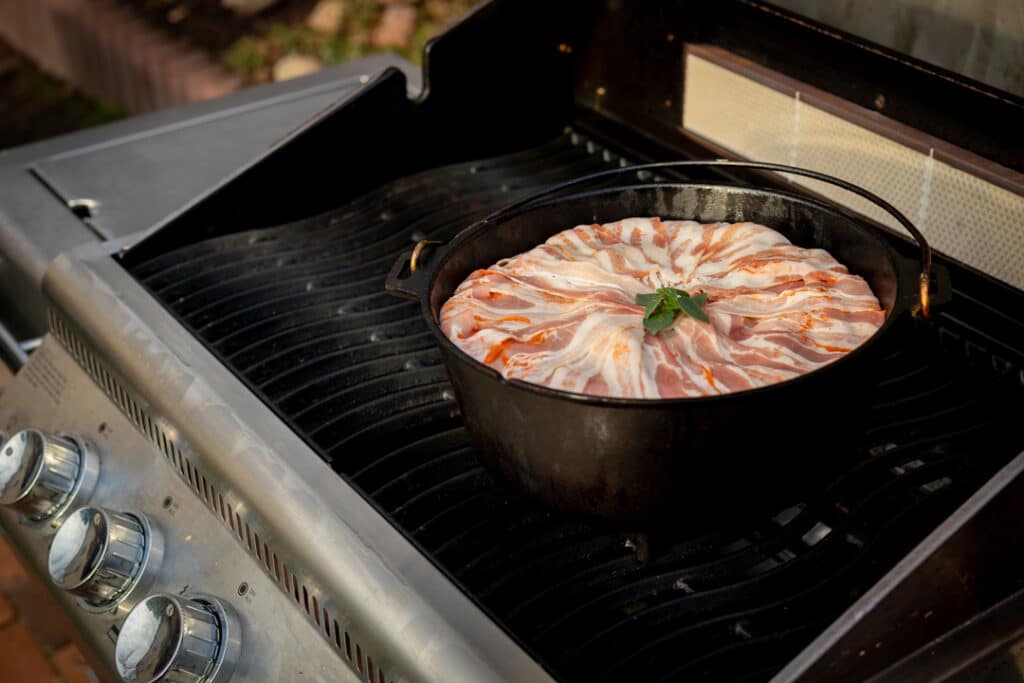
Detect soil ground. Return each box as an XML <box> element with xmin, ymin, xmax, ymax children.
<box><xmin>108</xmin><ymin>0</ymin><xmax>479</xmax><ymax>86</ymax></box>
<box><xmin>0</xmin><ymin>38</ymin><xmax>122</xmax><ymax>150</ymax></box>
<box><xmin>0</xmin><ymin>1</ymin><xmax>478</xmax><ymax>150</ymax></box>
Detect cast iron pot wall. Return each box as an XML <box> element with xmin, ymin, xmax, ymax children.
<box><xmin>406</xmin><ymin>184</ymin><xmax>919</xmax><ymax>520</ymax></box>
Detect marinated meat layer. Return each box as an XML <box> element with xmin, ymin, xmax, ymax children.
<box><xmin>440</xmin><ymin>218</ymin><xmax>884</xmax><ymax>398</ymax></box>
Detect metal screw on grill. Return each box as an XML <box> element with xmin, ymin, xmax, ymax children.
<box><xmin>67</xmin><ymin>198</ymin><xmax>99</xmax><ymax>220</ymax></box>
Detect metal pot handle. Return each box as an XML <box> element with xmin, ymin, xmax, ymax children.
<box><xmin>471</xmin><ymin>160</ymin><xmax>937</xmax><ymax>318</ymax></box>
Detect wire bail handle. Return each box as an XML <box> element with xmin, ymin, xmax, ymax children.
<box><xmin>410</xmin><ymin>240</ymin><xmax>443</xmax><ymax>273</ymax></box>
<box><xmin>470</xmin><ymin>160</ymin><xmax>934</xmax><ymax>318</ymax></box>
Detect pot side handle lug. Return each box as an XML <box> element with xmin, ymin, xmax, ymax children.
<box><xmin>385</xmin><ymin>240</ymin><xmax>443</xmax><ymax>301</ymax></box>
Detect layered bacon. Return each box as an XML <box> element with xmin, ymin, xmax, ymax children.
<box><xmin>439</xmin><ymin>218</ymin><xmax>884</xmax><ymax>398</ymax></box>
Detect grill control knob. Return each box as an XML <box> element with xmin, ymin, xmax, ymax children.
<box><xmin>0</xmin><ymin>430</ymin><xmax>98</xmax><ymax>524</ymax></box>
<box><xmin>48</xmin><ymin>506</ymin><xmax>162</xmax><ymax>611</ymax></box>
<box><xmin>115</xmin><ymin>594</ymin><xmax>241</xmax><ymax>683</ymax></box>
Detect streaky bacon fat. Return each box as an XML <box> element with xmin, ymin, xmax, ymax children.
<box><xmin>440</xmin><ymin>218</ymin><xmax>884</xmax><ymax>398</ymax></box>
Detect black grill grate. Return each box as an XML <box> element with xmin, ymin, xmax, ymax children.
<box><xmin>127</xmin><ymin>132</ymin><xmax>1024</xmax><ymax>682</ymax></box>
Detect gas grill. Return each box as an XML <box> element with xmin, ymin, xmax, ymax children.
<box><xmin>1</xmin><ymin>2</ymin><xmax>1023</xmax><ymax>682</ymax></box>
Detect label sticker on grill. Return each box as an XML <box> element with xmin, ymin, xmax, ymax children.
<box><xmin>22</xmin><ymin>345</ymin><xmax>68</xmax><ymax>407</ymax></box>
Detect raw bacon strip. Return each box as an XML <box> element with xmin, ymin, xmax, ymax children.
<box><xmin>440</xmin><ymin>219</ymin><xmax>884</xmax><ymax>398</ymax></box>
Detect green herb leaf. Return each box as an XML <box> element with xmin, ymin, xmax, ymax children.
<box><xmin>643</xmin><ymin>308</ymin><xmax>677</xmax><ymax>335</ymax></box>
<box><xmin>656</xmin><ymin>288</ymin><xmax>682</xmax><ymax>312</ymax></box>
<box><xmin>676</xmin><ymin>294</ymin><xmax>710</xmax><ymax>323</ymax></box>
<box><xmin>637</xmin><ymin>287</ymin><xmax>710</xmax><ymax>334</ymax></box>
<box><xmin>635</xmin><ymin>293</ymin><xmax>663</xmax><ymax>318</ymax></box>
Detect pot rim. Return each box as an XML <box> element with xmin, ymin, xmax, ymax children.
<box><xmin>419</xmin><ymin>181</ymin><xmax>919</xmax><ymax>408</ymax></box>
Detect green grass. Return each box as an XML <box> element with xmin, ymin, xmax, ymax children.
<box><xmin>224</xmin><ymin>36</ymin><xmax>268</xmax><ymax>71</ymax></box>
<box><xmin>220</xmin><ymin>0</ymin><xmax>482</xmax><ymax>82</ymax></box>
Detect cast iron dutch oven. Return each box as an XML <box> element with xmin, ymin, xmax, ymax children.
<box><xmin>386</xmin><ymin>161</ymin><xmax>946</xmax><ymax>521</ymax></box>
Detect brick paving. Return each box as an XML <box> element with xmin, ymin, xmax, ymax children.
<box><xmin>0</xmin><ymin>0</ymin><xmax>241</xmax><ymax>114</ymax></box>
<box><xmin>51</xmin><ymin>643</ymin><xmax>98</xmax><ymax>683</ymax></box>
<box><xmin>0</xmin><ymin>533</ymin><xmax>101</xmax><ymax>682</ymax></box>
<box><xmin>0</xmin><ymin>359</ymin><xmax>102</xmax><ymax>681</ymax></box>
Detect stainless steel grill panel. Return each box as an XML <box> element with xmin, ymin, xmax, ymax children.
<box><xmin>41</xmin><ymin>237</ymin><xmax>556</xmax><ymax>683</ymax></box>
<box><xmin>49</xmin><ymin>309</ymin><xmax>401</xmax><ymax>683</ymax></box>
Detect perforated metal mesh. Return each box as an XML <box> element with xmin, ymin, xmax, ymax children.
<box><xmin>683</xmin><ymin>54</ymin><xmax>1024</xmax><ymax>289</ymax></box>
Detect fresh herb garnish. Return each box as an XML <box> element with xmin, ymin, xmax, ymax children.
<box><xmin>635</xmin><ymin>288</ymin><xmax>709</xmax><ymax>335</ymax></box>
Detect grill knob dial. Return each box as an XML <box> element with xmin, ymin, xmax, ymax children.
<box><xmin>115</xmin><ymin>594</ymin><xmax>241</xmax><ymax>683</ymax></box>
<box><xmin>48</xmin><ymin>506</ymin><xmax>162</xmax><ymax>610</ymax></box>
<box><xmin>0</xmin><ymin>429</ymin><xmax>98</xmax><ymax>523</ymax></box>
